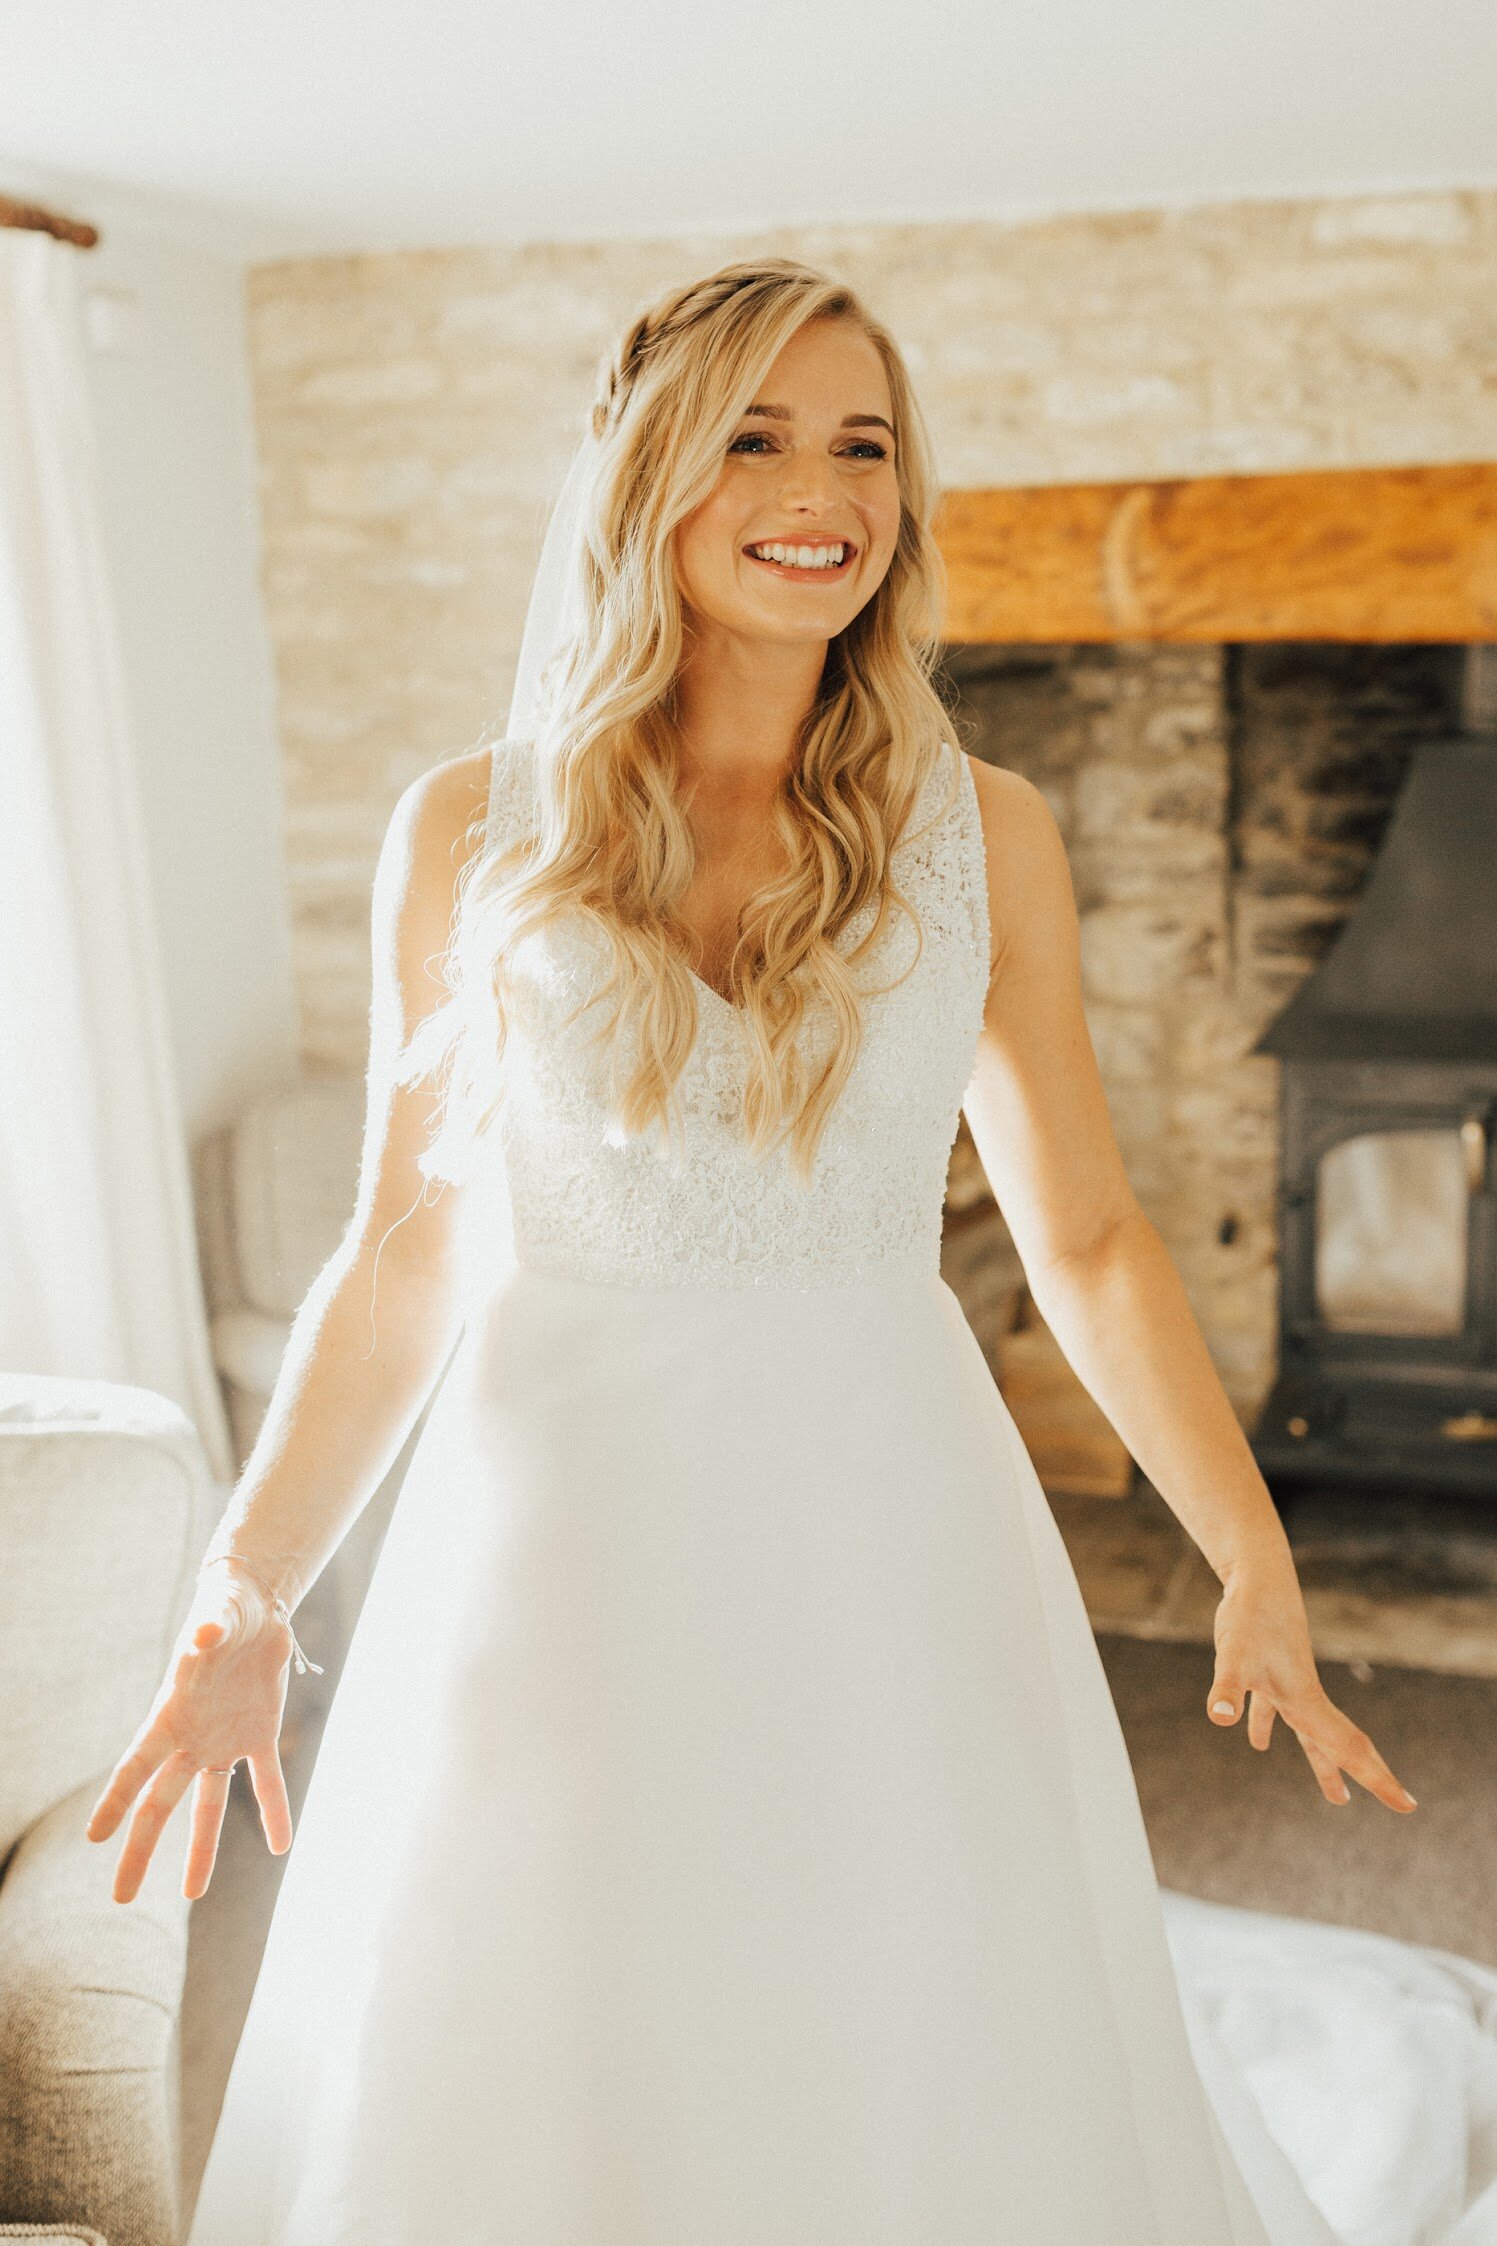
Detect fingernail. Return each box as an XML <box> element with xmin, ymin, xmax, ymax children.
<box><xmin>1211</xmin><ymin>1699</ymin><xmax>1234</xmax><ymax>1715</ymax></box>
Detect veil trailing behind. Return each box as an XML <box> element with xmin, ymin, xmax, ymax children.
<box><xmin>183</xmin><ymin>435</ymin><xmax>1497</xmax><ymax>2246</ymax></box>
<box><xmin>504</xmin><ymin>424</ymin><xmax>596</xmax><ymax>748</ymax></box>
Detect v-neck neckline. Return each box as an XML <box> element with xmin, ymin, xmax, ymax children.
<box><xmin>669</xmin><ymin>755</ymin><xmax>948</xmax><ymax>1022</ymax></box>
<box><xmin>682</xmin><ymin>959</ymin><xmax>744</xmax><ymax>1019</ymax></box>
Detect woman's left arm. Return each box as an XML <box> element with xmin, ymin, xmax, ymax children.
<box><xmin>959</xmin><ymin>754</ymin><xmax>1417</xmax><ymax>1816</ymax></box>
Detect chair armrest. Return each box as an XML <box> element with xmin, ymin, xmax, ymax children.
<box><xmin>0</xmin><ymin>2224</ymin><xmax>108</xmax><ymax>2242</ymax></box>
<box><xmin>0</xmin><ymin>1776</ymin><xmax>191</xmax><ymax>2246</ymax></box>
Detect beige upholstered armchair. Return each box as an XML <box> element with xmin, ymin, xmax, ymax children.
<box><xmin>0</xmin><ymin>2226</ymin><xmax>106</xmax><ymax>2242</ymax></box>
<box><xmin>0</xmin><ymin>1374</ymin><xmax>217</xmax><ymax>2246</ymax></box>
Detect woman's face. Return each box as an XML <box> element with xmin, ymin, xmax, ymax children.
<box><xmin>673</xmin><ymin>316</ymin><xmax>903</xmax><ymax>651</ymax></box>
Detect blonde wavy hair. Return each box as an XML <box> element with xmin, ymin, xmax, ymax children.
<box><xmin>403</xmin><ymin>256</ymin><xmax>956</xmax><ymax>1189</ymax></box>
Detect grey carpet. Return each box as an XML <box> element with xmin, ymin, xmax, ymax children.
<box><xmin>1098</xmin><ymin>1631</ymin><xmax>1497</xmax><ymax>1969</ymax></box>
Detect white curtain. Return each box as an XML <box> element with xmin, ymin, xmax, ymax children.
<box><xmin>0</xmin><ymin>227</ymin><xmax>233</xmax><ymax>1481</ymax></box>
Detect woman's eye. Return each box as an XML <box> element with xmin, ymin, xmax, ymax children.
<box><xmin>727</xmin><ymin>434</ymin><xmax>890</xmax><ymax>461</ymax></box>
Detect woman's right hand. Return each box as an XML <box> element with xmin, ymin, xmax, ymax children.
<box><xmin>85</xmin><ymin>1563</ymin><xmax>299</xmax><ymax>1904</ymax></box>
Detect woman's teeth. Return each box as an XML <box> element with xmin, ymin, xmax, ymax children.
<box><xmin>746</xmin><ymin>541</ymin><xmax>850</xmax><ymax>570</ymax></box>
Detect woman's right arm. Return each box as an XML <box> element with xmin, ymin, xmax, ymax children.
<box><xmin>86</xmin><ymin>746</ymin><xmax>494</xmax><ymax>1904</ymax></box>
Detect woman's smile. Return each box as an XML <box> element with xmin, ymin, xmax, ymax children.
<box><xmin>742</xmin><ymin>537</ymin><xmax>857</xmax><ymax>583</ymax></box>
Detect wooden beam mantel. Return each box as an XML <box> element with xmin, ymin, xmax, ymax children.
<box><xmin>935</xmin><ymin>460</ymin><xmax>1497</xmax><ymax>643</ymax></box>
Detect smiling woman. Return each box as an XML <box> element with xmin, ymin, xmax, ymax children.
<box><xmin>386</xmin><ymin>270</ymin><xmax>955</xmax><ymax>1184</ymax></box>
<box><xmin>95</xmin><ymin>256</ymin><xmax>1436</xmax><ymax>2246</ymax></box>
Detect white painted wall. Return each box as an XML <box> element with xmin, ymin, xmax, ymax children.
<box><xmin>1</xmin><ymin>162</ymin><xmax>298</xmax><ymax>1141</ymax></box>
<box><xmin>3</xmin><ymin>0</ymin><xmax>1495</xmax><ymax>258</ymax></box>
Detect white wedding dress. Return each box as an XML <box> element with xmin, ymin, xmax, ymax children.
<box><xmin>185</xmin><ymin>737</ymin><xmax>1497</xmax><ymax>2245</ymax></box>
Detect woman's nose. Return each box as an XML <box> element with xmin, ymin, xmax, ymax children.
<box><xmin>775</xmin><ymin>450</ymin><xmax>841</xmax><ymax>508</ymax></box>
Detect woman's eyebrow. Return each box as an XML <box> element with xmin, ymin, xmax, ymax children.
<box><xmin>744</xmin><ymin>403</ymin><xmax>896</xmax><ymax>436</ymax></box>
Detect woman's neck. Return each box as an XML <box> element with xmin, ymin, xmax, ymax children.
<box><xmin>673</xmin><ymin>627</ymin><xmax>827</xmax><ymax>803</ymax></box>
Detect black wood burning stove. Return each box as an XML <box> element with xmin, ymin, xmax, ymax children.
<box><xmin>1251</xmin><ymin>653</ymin><xmax>1497</xmax><ymax>1503</ymax></box>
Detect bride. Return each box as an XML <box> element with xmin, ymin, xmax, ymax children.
<box><xmin>87</xmin><ymin>257</ymin><xmax>1429</xmax><ymax>2242</ymax></box>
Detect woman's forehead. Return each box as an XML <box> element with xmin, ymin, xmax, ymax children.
<box><xmin>747</xmin><ymin>325</ymin><xmax>893</xmax><ymax>420</ymax></box>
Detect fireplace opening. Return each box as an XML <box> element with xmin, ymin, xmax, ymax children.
<box><xmin>1315</xmin><ymin>1126</ymin><xmax>1471</xmax><ymax>1339</ymax></box>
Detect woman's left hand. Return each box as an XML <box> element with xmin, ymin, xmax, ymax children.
<box><xmin>1206</xmin><ymin>1558</ymin><xmax>1419</xmax><ymax>1814</ymax></box>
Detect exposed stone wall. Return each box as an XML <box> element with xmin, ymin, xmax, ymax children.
<box><xmin>945</xmin><ymin>644</ymin><xmax>1465</xmax><ymax>1410</ymax></box>
<box><xmin>243</xmin><ymin>190</ymin><xmax>1496</xmax><ymax>1416</ymax></box>
<box><xmin>1229</xmin><ymin>644</ymin><xmax>1468</xmax><ymax>1017</ymax></box>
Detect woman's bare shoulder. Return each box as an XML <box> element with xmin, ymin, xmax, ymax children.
<box><xmin>381</xmin><ymin>746</ymin><xmax>493</xmax><ymax>889</ymax></box>
<box><xmin>959</xmin><ymin>750</ymin><xmax>1074</xmax><ymax>977</ymax></box>
<box><xmin>960</xmin><ymin>748</ymin><xmax>1051</xmax><ymax>824</ymax></box>
<box><xmin>408</xmin><ymin>743</ymin><xmax>494</xmax><ymax>835</ymax></box>
<box><xmin>368</xmin><ymin>749</ymin><xmax>495</xmax><ymax>1005</ymax></box>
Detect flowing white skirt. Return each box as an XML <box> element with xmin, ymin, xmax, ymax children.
<box><xmin>184</xmin><ymin>1265</ymin><xmax>1497</xmax><ymax>2245</ymax></box>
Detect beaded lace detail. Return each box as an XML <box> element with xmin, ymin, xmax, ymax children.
<box><xmin>481</xmin><ymin>737</ymin><xmax>991</xmax><ymax>1289</ymax></box>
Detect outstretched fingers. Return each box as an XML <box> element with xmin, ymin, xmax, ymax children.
<box><xmin>1315</xmin><ymin>1705</ymin><xmax>1417</xmax><ymax>1813</ymax></box>
<box><xmin>1208</xmin><ymin>1669</ymin><xmax>1417</xmax><ymax>1813</ymax></box>
<box><xmin>85</xmin><ymin>1715</ymin><xmax>176</xmax><ymax>1846</ymax></box>
<box><xmin>182</xmin><ymin>1765</ymin><xmax>236</xmax><ymax>1901</ymax></box>
<box><xmin>247</xmin><ymin>1744</ymin><xmax>295</xmax><ymax>1856</ymax></box>
<box><xmin>1244</xmin><ymin>1688</ymin><xmax>1276</xmax><ymax>1752</ymax></box>
<box><xmin>110</xmin><ymin>1751</ymin><xmax>199</xmax><ymax>1903</ymax></box>
<box><xmin>1281</xmin><ymin>1689</ymin><xmax>1417</xmax><ymax>1812</ymax></box>
<box><xmin>1297</xmin><ymin>1729</ymin><xmax>1352</xmax><ymax>1806</ymax></box>
<box><xmin>1206</xmin><ymin>1674</ymin><xmax>1276</xmax><ymax>1747</ymax></box>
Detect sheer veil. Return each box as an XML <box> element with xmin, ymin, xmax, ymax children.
<box><xmin>414</xmin><ymin>425</ymin><xmax>600</xmax><ymax>1290</ymax></box>
<box><xmin>504</xmin><ymin>427</ymin><xmax>599</xmax><ymax>749</ymax></box>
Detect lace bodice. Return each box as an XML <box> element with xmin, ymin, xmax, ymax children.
<box><xmin>480</xmin><ymin>737</ymin><xmax>991</xmax><ymax>1289</ymax></box>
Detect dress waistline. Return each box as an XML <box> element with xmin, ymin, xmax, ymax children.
<box><xmin>503</xmin><ymin>1248</ymin><xmax>941</xmax><ymax>1298</ymax></box>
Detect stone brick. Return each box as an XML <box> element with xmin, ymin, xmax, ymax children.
<box><xmin>1079</xmin><ymin>900</ymin><xmax>1226</xmax><ymax>1002</ymax></box>
<box><xmin>1086</xmin><ymin>1005</ymin><xmax>1166</xmax><ymax>1084</ymax></box>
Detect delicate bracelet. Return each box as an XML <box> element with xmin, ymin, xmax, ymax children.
<box><xmin>199</xmin><ymin>1553</ymin><xmax>325</xmax><ymax>1676</ymax></box>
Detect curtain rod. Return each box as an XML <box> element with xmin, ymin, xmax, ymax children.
<box><xmin>0</xmin><ymin>195</ymin><xmax>99</xmax><ymax>249</ymax></box>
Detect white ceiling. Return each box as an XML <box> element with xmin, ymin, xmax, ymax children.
<box><xmin>4</xmin><ymin>0</ymin><xmax>1496</xmax><ymax>261</ymax></box>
